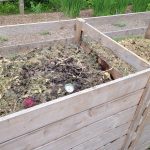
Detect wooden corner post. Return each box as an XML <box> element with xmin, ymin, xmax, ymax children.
<box><xmin>74</xmin><ymin>18</ymin><xmax>86</xmax><ymax>45</ymax></box>
<box><xmin>122</xmin><ymin>78</ymin><xmax>150</xmax><ymax>150</ymax></box>
<box><xmin>145</xmin><ymin>22</ymin><xmax>150</xmax><ymax>39</ymax></box>
<box><xmin>19</xmin><ymin>0</ymin><xmax>24</xmax><ymax>15</ymax></box>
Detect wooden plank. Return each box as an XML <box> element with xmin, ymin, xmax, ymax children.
<box><xmin>85</xmin><ymin>12</ymin><xmax>150</xmax><ymax>26</ymax></box>
<box><xmin>83</xmin><ymin>23</ymin><xmax>150</xmax><ymax>71</ymax></box>
<box><xmin>122</xmin><ymin>78</ymin><xmax>150</xmax><ymax>150</ymax></box>
<box><xmin>71</xmin><ymin>124</ymin><xmax>128</xmax><ymax>150</ymax></box>
<box><xmin>34</xmin><ymin>107</ymin><xmax>136</xmax><ymax>150</ymax></box>
<box><xmin>0</xmin><ymin>20</ymin><xmax>75</xmax><ymax>36</ymax></box>
<box><xmin>0</xmin><ymin>90</ymin><xmax>143</xmax><ymax>150</ymax></box>
<box><xmin>137</xmin><ymin>113</ymin><xmax>150</xmax><ymax>145</ymax></box>
<box><xmin>0</xmin><ymin>69</ymin><xmax>149</xmax><ymax>144</ymax></box>
<box><xmin>136</xmin><ymin>129</ymin><xmax>150</xmax><ymax>150</ymax></box>
<box><xmin>0</xmin><ymin>37</ymin><xmax>74</xmax><ymax>57</ymax></box>
<box><xmin>135</xmin><ymin>141</ymin><xmax>150</xmax><ymax>150</ymax></box>
<box><xmin>104</xmin><ymin>27</ymin><xmax>146</xmax><ymax>39</ymax></box>
<box><xmin>97</xmin><ymin>136</ymin><xmax>126</xmax><ymax>150</ymax></box>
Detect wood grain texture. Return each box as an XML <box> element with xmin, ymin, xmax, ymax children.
<box><xmin>83</xmin><ymin>23</ymin><xmax>150</xmax><ymax>71</ymax></box>
<box><xmin>0</xmin><ymin>69</ymin><xmax>149</xmax><ymax>144</ymax></box>
<box><xmin>104</xmin><ymin>27</ymin><xmax>146</xmax><ymax>39</ymax></box>
<box><xmin>0</xmin><ymin>90</ymin><xmax>143</xmax><ymax>150</ymax></box>
<box><xmin>0</xmin><ymin>20</ymin><xmax>75</xmax><ymax>36</ymax></box>
<box><xmin>35</xmin><ymin>107</ymin><xmax>136</xmax><ymax>150</ymax></box>
<box><xmin>85</xmin><ymin>12</ymin><xmax>150</xmax><ymax>25</ymax></box>
<box><xmin>71</xmin><ymin>124</ymin><xmax>129</xmax><ymax>150</ymax></box>
<box><xmin>136</xmin><ymin>141</ymin><xmax>150</xmax><ymax>150</ymax></box>
<box><xmin>0</xmin><ymin>38</ymin><xmax>73</xmax><ymax>57</ymax></box>
<box><xmin>96</xmin><ymin>136</ymin><xmax>126</xmax><ymax>150</ymax></box>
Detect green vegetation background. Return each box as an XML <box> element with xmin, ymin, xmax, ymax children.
<box><xmin>0</xmin><ymin>0</ymin><xmax>150</xmax><ymax>17</ymax></box>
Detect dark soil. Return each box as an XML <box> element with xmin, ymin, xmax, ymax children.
<box><xmin>0</xmin><ymin>39</ymin><xmax>135</xmax><ymax>117</ymax></box>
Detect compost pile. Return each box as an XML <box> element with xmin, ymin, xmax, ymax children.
<box><xmin>0</xmin><ymin>43</ymin><xmax>106</xmax><ymax>116</ymax></box>
<box><xmin>84</xmin><ymin>37</ymin><xmax>135</xmax><ymax>76</ymax></box>
<box><xmin>118</xmin><ymin>37</ymin><xmax>150</xmax><ymax>62</ymax></box>
<box><xmin>0</xmin><ymin>41</ymin><xmax>135</xmax><ymax>116</ymax></box>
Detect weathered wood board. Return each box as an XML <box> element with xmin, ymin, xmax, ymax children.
<box><xmin>86</xmin><ymin>12</ymin><xmax>150</xmax><ymax>27</ymax></box>
<box><xmin>97</xmin><ymin>136</ymin><xmax>126</xmax><ymax>150</ymax></box>
<box><xmin>0</xmin><ymin>90</ymin><xmax>143</xmax><ymax>149</ymax></box>
<box><xmin>0</xmin><ymin>38</ymin><xmax>73</xmax><ymax>57</ymax></box>
<box><xmin>70</xmin><ymin>123</ymin><xmax>130</xmax><ymax>150</ymax></box>
<box><xmin>34</xmin><ymin>107</ymin><xmax>136</xmax><ymax>150</ymax></box>
<box><xmin>105</xmin><ymin>27</ymin><xmax>146</xmax><ymax>38</ymax></box>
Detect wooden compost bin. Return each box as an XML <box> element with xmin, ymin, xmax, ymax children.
<box><xmin>0</xmin><ymin>17</ymin><xmax>150</xmax><ymax>150</ymax></box>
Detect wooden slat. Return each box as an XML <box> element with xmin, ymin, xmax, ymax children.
<box><xmin>122</xmin><ymin>78</ymin><xmax>150</xmax><ymax>150</ymax></box>
<box><xmin>0</xmin><ymin>20</ymin><xmax>75</xmax><ymax>35</ymax></box>
<box><xmin>0</xmin><ymin>37</ymin><xmax>74</xmax><ymax>57</ymax></box>
<box><xmin>135</xmin><ymin>141</ymin><xmax>150</xmax><ymax>150</ymax></box>
<box><xmin>135</xmin><ymin>113</ymin><xmax>150</xmax><ymax>150</ymax></box>
<box><xmin>104</xmin><ymin>27</ymin><xmax>146</xmax><ymax>39</ymax></box>
<box><xmin>71</xmin><ymin>124</ymin><xmax>128</xmax><ymax>150</ymax></box>
<box><xmin>0</xmin><ymin>69</ymin><xmax>149</xmax><ymax>144</ymax></box>
<box><xmin>35</xmin><ymin>107</ymin><xmax>136</xmax><ymax>150</ymax></box>
<box><xmin>82</xmin><ymin>23</ymin><xmax>150</xmax><ymax>71</ymax></box>
<box><xmin>0</xmin><ymin>90</ymin><xmax>143</xmax><ymax>150</ymax></box>
<box><xmin>97</xmin><ymin>136</ymin><xmax>126</xmax><ymax>150</ymax></box>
